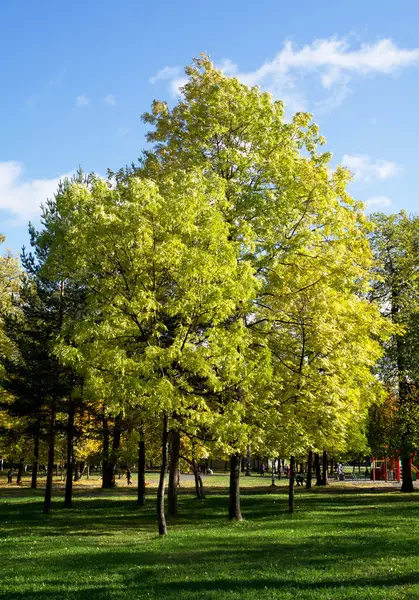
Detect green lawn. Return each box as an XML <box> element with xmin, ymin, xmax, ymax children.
<box><xmin>0</xmin><ymin>478</ymin><xmax>418</xmax><ymax>599</ymax></box>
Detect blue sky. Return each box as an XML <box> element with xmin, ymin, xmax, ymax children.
<box><xmin>1</xmin><ymin>0</ymin><xmax>419</xmax><ymax>255</ymax></box>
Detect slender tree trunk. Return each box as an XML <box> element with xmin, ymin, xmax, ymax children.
<box><xmin>191</xmin><ymin>459</ymin><xmax>204</xmax><ymax>499</ymax></box>
<box><xmin>245</xmin><ymin>444</ymin><xmax>252</xmax><ymax>476</ymax></box>
<box><xmin>31</xmin><ymin>427</ymin><xmax>40</xmax><ymax>489</ymax></box>
<box><xmin>322</xmin><ymin>450</ymin><xmax>328</xmax><ymax>486</ymax></box>
<box><xmin>74</xmin><ymin>461</ymin><xmax>80</xmax><ymax>482</ymax></box>
<box><xmin>102</xmin><ymin>414</ymin><xmax>122</xmax><ymax>488</ymax></box>
<box><xmin>193</xmin><ymin>465</ymin><xmax>202</xmax><ymax>499</ymax></box>
<box><xmin>43</xmin><ymin>403</ymin><xmax>56</xmax><ymax>514</ymax></box>
<box><xmin>228</xmin><ymin>453</ymin><xmax>243</xmax><ymax>521</ymax></box>
<box><xmin>401</xmin><ymin>456</ymin><xmax>414</xmax><ymax>492</ymax></box>
<box><xmin>167</xmin><ymin>429</ymin><xmax>180</xmax><ymax>516</ymax></box>
<box><xmin>271</xmin><ymin>459</ymin><xmax>276</xmax><ymax>486</ymax></box>
<box><xmin>137</xmin><ymin>433</ymin><xmax>146</xmax><ymax>506</ymax></box>
<box><xmin>16</xmin><ymin>457</ymin><xmax>24</xmax><ymax>484</ymax></box>
<box><xmin>315</xmin><ymin>452</ymin><xmax>322</xmax><ymax>486</ymax></box>
<box><xmin>289</xmin><ymin>455</ymin><xmax>295</xmax><ymax>513</ymax></box>
<box><xmin>102</xmin><ymin>415</ymin><xmax>111</xmax><ymax>488</ymax></box>
<box><xmin>157</xmin><ymin>414</ymin><xmax>168</xmax><ymax>535</ymax></box>
<box><xmin>64</xmin><ymin>399</ymin><xmax>76</xmax><ymax>508</ymax></box>
<box><xmin>306</xmin><ymin>450</ymin><xmax>313</xmax><ymax>489</ymax></box>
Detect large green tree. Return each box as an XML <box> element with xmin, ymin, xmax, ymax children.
<box><xmin>369</xmin><ymin>211</ymin><xmax>419</xmax><ymax>492</ymax></box>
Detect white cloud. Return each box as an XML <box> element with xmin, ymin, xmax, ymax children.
<box><xmin>104</xmin><ymin>94</ymin><xmax>116</xmax><ymax>106</ymax></box>
<box><xmin>342</xmin><ymin>154</ymin><xmax>402</xmax><ymax>182</ymax></box>
<box><xmin>0</xmin><ymin>161</ymin><xmax>72</xmax><ymax>223</ymax></box>
<box><xmin>76</xmin><ymin>94</ymin><xmax>90</xmax><ymax>107</ymax></box>
<box><xmin>150</xmin><ymin>66</ymin><xmax>187</xmax><ymax>96</ymax></box>
<box><xmin>365</xmin><ymin>195</ymin><xmax>392</xmax><ymax>209</ymax></box>
<box><xmin>151</xmin><ymin>37</ymin><xmax>419</xmax><ymax>110</ymax></box>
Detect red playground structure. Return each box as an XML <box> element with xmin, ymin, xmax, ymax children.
<box><xmin>371</xmin><ymin>455</ymin><xmax>419</xmax><ymax>482</ymax></box>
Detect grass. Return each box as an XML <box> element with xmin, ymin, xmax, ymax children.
<box><xmin>0</xmin><ymin>475</ymin><xmax>419</xmax><ymax>599</ymax></box>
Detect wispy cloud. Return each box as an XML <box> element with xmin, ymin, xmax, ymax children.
<box><xmin>365</xmin><ymin>195</ymin><xmax>392</xmax><ymax>209</ymax></box>
<box><xmin>117</xmin><ymin>127</ymin><xmax>129</xmax><ymax>137</ymax></box>
<box><xmin>151</xmin><ymin>37</ymin><xmax>419</xmax><ymax>111</ymax></box>
<box><xmin>76</xmin><ymin>95</ymin><xmax>90</xmax><ymax>107</ymax></box>
<box><xmin>150</xmin><ymin>66</ymin><xmax>188</xmax><ymax>95</ymax></box>
<box><xmin>0</xmin><ymin>161</ymin><xmax>72</xmax><ymax>223</ymax></box>
<box><xmin>24</xmin><ymin>71</ymin><xmax>65</xmax><ymax>111</ymax></box>
<box><xmin>342</xmin><ymin>154</ymin><xmax>402</xmax><ymax>182</ymax></box>
<box><xmin>104</xmin><ymin>94</ymin><xmax>116</xmax><ymax>106</ymax></box>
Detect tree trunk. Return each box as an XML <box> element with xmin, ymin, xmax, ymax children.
<box><xmin>314</xmin><ymin>452</ymin><xmax>322</xmax><ymax>485</ymax></box>
<box><xmin>102</xmin><ymin>414</ymin><xmax>122</xmax><ymax>488</ymax></box>
<box><xmin>306</xmin><ymin>450</ymin><xmax>313</xmax><ymax>489</ymax></box>
<box><xmin>43</xmin><ymin>404</ymin><xmax>56</xmax><ymax>514</ymax></box>
<box><xmin>31</xmin><ymin>427</ymin><xmax>40</xmax><ymax>489</ymax></box>
<box><xmin>168</xmin><ymin>429</ymin><xmax>180</xmax><ymax>516</ymax></box>
<box><xmin>157</xmin><ymin>414</ymin><xmax>168</xmax><ymax>536</ymax></box>
<box><xmin>137</xmin><ymin>434</ymin><xmax>146</xmax><ymax>506</ymax></box>
<box><xmin>245</xmin><ymin>444</ymin><xmax>252</xmax><ymax>476</ymax></box>
<box><xmin>322</xmin><ymin>450</ymin><xmax>328</xmax><ymax>486</ymax></box>
<box><xmin>191</xmin><ymin>459</ymin><xmax>204</xmax><ymax>499</ymax></box>
<box><xmin>401</xmin><ymin>456</ymin><xmax>414</xmax><ymax>492</ymax></box>
<box><xmin>17</xmin><ymin>457</ymin><xmax>24</xmax><ymax>484</ymax></box>
<box><xmin>228</xmin><ymin>453</ymin><xmax>242</xmax><ymax>521</ymax></box>
<box><xmin>271</xmin><ymin>459</ymin><xmax>276</xmax><ymax>486</ymax></box>
<box><xmin>289</xmin><ymin>455</ymin><xmax>295</xmax><ymax>513</ymax></box>
<box><xmin>101</xmin><ymin>415</ymin><xmax>111</xmax><ymax>488</ymax></box>
<box><xmin>64</xmin><ymin>398</ymin><xmax>76</xmax><ymax>508</ymax></box>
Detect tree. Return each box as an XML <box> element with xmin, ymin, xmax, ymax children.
<box><xmin>369</xmin><ymin>212</ymin><xmax>419</xmax><ymax>492</ymax></box>
<box><xmin>38</xmin><ymin>170</ymin><xmax>257</xmax><ymax>534</ymax></box>
<box><xmin>129</xmin><ymin>55</ymin><xmax>389</xmax><ymax>513</ymax></box>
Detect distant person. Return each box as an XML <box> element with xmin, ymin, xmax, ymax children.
<box><xmin>206</xmin><ymin>468</ymin><xmax>213</xmax><ymax>475</ymax></box>
<box><xmin>7</xmin><ymin>469</ymin><xmax>14</xmax><ymax>484</ymax></box>
<box><xmin>260</xmin><ymin>463</ymin><xmax>266</xmax><ymax>476</ymax></box>
<box><xmin>126</xmin><ymin>468</ymin><xmax>132</xmax><ymax>485</ymax></box>
<box><xmin>296</xmin><ymin>474</ymin><xmax>304</xmax><ymax>486</ymax></box>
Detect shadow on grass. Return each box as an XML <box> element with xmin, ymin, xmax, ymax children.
<box><xmin>1</xmin><ymin>489</ymin><xmax>419</xmax><ymax>599</ymax></box>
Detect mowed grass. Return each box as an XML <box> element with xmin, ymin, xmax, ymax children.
<box><xmin>1</xmin><ymin>476</ymin><xmax>419</xmax><ymax>600</ymax></box>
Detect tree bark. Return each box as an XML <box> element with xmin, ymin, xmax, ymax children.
<box><xmin>17</xmin><ymin>457</ymin><xmax>24</xmax><ymax>484</ymax></box>
<box><xmin>137</xmin><ymin>433</ymin><xmax>146</xmax><ymax>506</ymax></box>
<box><xmin>315</xmin><ymin>452</ymin><xmax>322</xmax><ymax>486</ymax></box>
<box><xmin>102</xmin><ymin>414</ymin><xmax>122</xmax><ymax>488</ymax></box>
<box><xmin>289</xmin><ymin>455</ymin><xmax>295</xmax><ymax>513</ymax></box>
<box><xmin>306</xmin><ymin>450</ymin><xmax>313</xmax><ymax>489</ymax></box>
<box><xmin>271</xmin><ymin>459</ymin><xmax>276</xmax><ymax>486</ymax></box>
<box><xmin>101</xmin><ymin>415</ymin><xmax>111</xmax><ymax>488</ymax></box>
<box><xmin>401</xmin><ymin>456</ymin><xmax>414</xmax><ymax>492</ymax></box>
<box><xmin>43</xmin><ymin>403</ymin><xmax>56</xmax><ymax>514</ymax></box>
<box><xmin>322</xmin><ymin>450</ymin><xmax>328</xmax><ymax>486</ymax></box>
<box><xmin>228</xmin><ymin>453</ymin><xmax>243</xmax><ymax>521</ymax></box>
<box><xmin>168</xmin><ymin>429</ymin><xmax>180</xmax><ymax>516</ymax></box>
<box><xmin>157</xmin><ymin>415</ymin><xmax>168</xmax><ymax>535</ymax></box>
<box><xmin>31</xmin><ymin>426</ymin><xmax>40</xmax><ymax>489</ymax></box>
<box><xmin>64</xmin><ymin>398</ymin><xmax>76</xmax><ymax>508</ymax></box>
<box><xmin>245</xmin><ymin>444</ymin><xmax>252</xmax><ymax>476</ymax></box>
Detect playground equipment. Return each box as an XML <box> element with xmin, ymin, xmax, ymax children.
<box><xmin>371</xmin><ymin>455</ymin><xmax>418</xmax><ymax>482</ymax></box>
